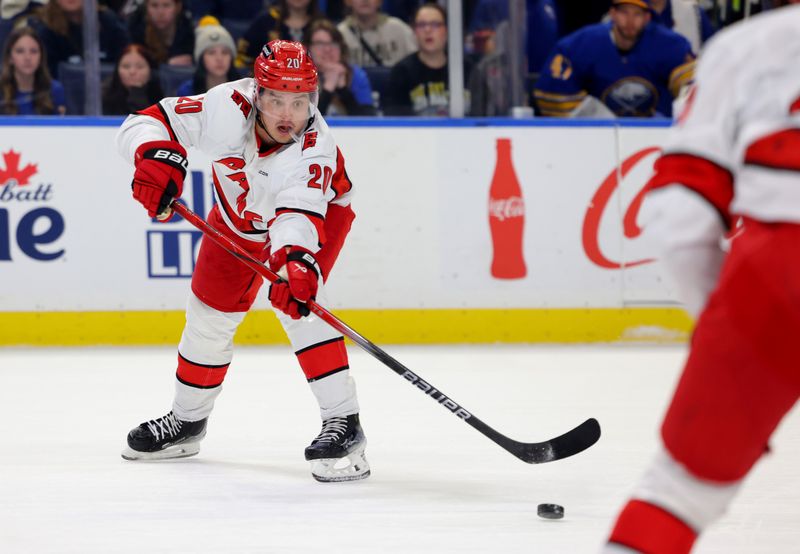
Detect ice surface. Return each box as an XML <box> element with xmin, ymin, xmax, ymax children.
<box><xmin>1</xmin><ymin>345</ymin><xmax>798</xmax><ymax>553</ymax></box>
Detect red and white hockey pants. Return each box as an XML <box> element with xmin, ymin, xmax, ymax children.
<box><xmin>170</xmin><ymin>206</ymin><xmax>358</xmax><ymax>423</ymax></box>
<box><xmin>608</xmin><ymin>219</ymin><xmax>800</xmax><ymax>553</ymax></box>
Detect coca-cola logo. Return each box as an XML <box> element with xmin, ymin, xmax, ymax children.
<box><xmin>582</xmin><ymin>147</ymin><xmax>661</xmax><ymax>269</ymax></box>
<box><xmin>489</xmin><ymin>196</ymin><xmax>525</xmax><ymax>221</ymax></box>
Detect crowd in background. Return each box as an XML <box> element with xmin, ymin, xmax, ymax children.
<box><xmin>0</xmin><ymin>0</ymin><xmax>790</xmax><ymax>118</ymax></box>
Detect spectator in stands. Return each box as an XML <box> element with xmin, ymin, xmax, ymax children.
<box><xmin>26</xmin><ymin>0</ymin><xmax>129</xmax><ymax>77</ymax></box>
<box><xmin>236</xmin><ymin>0</ymin><xmax>322</xmax><ymax>72</ymax></box>
<box><xmin>0</xmin><ymin>26</ymin><xmax>65</xmax><ymax>115</ymax></box>
<box><xmin>465</xmin><ymin>0</ymin><xmax>558</xmax><ymax>78</ymax></box>
<box><xmin>534</xmin><ymin>0</ymin><xmax>695</xmax><ymax>118</ymax></box>
<box><xmin>0</xmin><ymin>1</ymin><xmax>41</xmax><ymax>68</ymax></box>
<box><xmin>383</xmin><ymin>3</ymin><xmax>465</xmax><ymax>116</ymax></box>
<box><xmin>307</xmin><ymin>19</ymin><xmax>375</xmax><ymax>115</ymax></box>
<box><xmin>176</xmin><ymin>16</ymin><xmax>238</xmax><ymax>96</ymax></box>
<box><xmin>648</xmin><ymin>0</ymin><xmax>715</xmax><ymax>53</ymax></box>
<box><xmin>128</xmin><ymin>0</ymin><xmax>194</xmax><ymax>66</ymax></box>
<box><xmin>468</xmin><ymin>21</ymin><xmax>524</xmax><ymax>117</ymax></box>
<box><xmin>337</xmin><ymin>0</ymin><xmax>417</xmax><ymax>68</ymax></box>
<box><xmin>102</xmin><ymin>43</ymin><xmax>164</xmax><ymax>114</ymax></box>
<box><xmin>1</xmin><ymin>0</ymin><xmax>45</xmax><ymax>23</ymax></box>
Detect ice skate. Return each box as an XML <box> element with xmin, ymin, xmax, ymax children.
<box><xmin>121</xmin><ymin>411</ymin><xmax>207</xmax><ymax>461</ymax></box>
<box><xmin>305</xmin><ymin>414</ymin><xmax>370</xmax><ymax>482</ymax></box>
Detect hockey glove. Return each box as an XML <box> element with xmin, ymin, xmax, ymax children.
<box><xmin>268</xmin><ymin>246</ymin><xmax>320</xmax><ymax>319</ymax></box>
<box><xmin>132</xmin><ymin>140</ymin><xmax>188</xmax><ymax>220</ymax></box>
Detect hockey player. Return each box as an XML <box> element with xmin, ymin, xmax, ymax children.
<box><xmin>534</xmin><ymin>0</ymin><xmax>695</xmax><ymax>117</ymax></box>
<box><xmin>604</xmin><ymin>4</ymin><xmax>800</xmax><ymax>551</ymax></box>
<box><xmin>116</xmin><ymin>40</ymin><xmax>370</xmax><ymax>483</ymax></box>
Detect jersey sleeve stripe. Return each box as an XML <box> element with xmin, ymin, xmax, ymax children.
<box><xmin>274</xmin><ymin>207</ymin><xmax>325</xmax><ymax>220</ymax></box>
<box><xmin>668</xmin><ymin>61</ymin><xmax>696</xmax><ymax>97</ymax></box>
<box><xmin>646</xmin><ymin>152</ymin><xmax>734</xmax><ymax>228</ymax></box>
<box><xmin>136</xmin><ymin>102</ymin><xmax>178</xmax><ymax>142</ymax></box>
<box><xmin>743</xmin><ymin>128</ymin><xmax>800</xmax><ymax>172</ymax></box>
<box><xmin>534</xmin><ymin>90</ymin><xmax>588</xmax><ymax>116</ymax></box>
<box><xmin>533</xmin><ymin>89</ymin><xmax>588</xmax><ymax>103</ymax></box>
<box><xmin>535</xmin><ymin>98</ymin><xmax>583</xmax><ymax>111</ymax></box>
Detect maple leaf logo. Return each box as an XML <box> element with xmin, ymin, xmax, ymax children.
<box><xmin>0</xmin><ymin>150</ymin><xmax>38</xmax><ymax>186</ymax></box>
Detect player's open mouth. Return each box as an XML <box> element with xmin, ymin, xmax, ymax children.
<box><xmin>277</xmin><ymin>124</ymin><xmax>292</xmax><ymax>134</ymax></box>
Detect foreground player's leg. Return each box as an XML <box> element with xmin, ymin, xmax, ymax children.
<box><xmin>605</xmin><ymin>220</ymin><xmax>800</xmax><ymax>553</ymax></box>
<box><xmin>279</xmin><ymin>294</ymin><xmax>370</xmax><ymax>482</ymax></box>
<box><xmin>122</xmin><ymin>292</ymin><xmax>245</xmax><ymax>460</ymax></box>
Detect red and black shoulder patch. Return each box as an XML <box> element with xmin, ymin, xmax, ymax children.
<box><xmin>302</xmin><ymin>131</ymin><xmax>318</xmax><ymax>151</ymax></box>
<box><xmin>230</xmin><ymin>90</ymin><xmax>252</xmax><ymax>119</ymax></box>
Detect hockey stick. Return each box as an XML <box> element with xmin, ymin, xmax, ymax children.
<box><xmin>170</xmin><ymin>201</ymin><xmax>601</xmax><ymax>463</ymax></box>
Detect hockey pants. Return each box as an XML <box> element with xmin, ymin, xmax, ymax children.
<box><xmin>607</xmin><ymin>219</ymin><xmax>800</xmax><ymax>553</ymax></box>
<box><xmin>170</xmin><ymin>205</ymin><xmax>358</xmax><ymax>422</ymax></box>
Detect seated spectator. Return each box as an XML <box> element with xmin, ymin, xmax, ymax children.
<box><xmin>648</xmin><ymin>0</ymin><xmax>715</xmax><ymax>53</ymax></box>
<box><xmin>236</xmin><ymin>0</ymin><xmax>322</xmax><ymax>71</ymax></box>
<box><xmin>307</xmin><ymin>19</ymin><xmax>375</xmax><ymax>115</ymax></box>
<box><xmin>176</xmin><ymin>16</ymin><xmax>238</xmax><ymax>96</ymax></box>
<box><xmin>383</xmin><ymin>3</ymin><xmax>467</xmax><ymax>116</ymax></box>
<box><xmin>26</xmin><ymin>0</ymin><xmax>129</xmax><ymax>77</ymax></box>
<box><xmin>337</xmin><ymin>0</ymin><xmax>417</xmax><ymax>68</ymax></box>
<box><xmin>534</xmin><ymin>0</ymin><xmax>695</xmax><ymax>117</ymax></box>
<box><xmin>466</xmin><ymin>0</ymin><xmax>558</xmax><ymax>75</ymax></box>
<box><xmin>0</xmin><ymin>26</ymin><xmax>65</xmax><ymax>115</ymax></box>
<box><xmin>468</xmin><ymin>21</ymin><xmax>524</xmax><ymax>117</ymax></box>
<box><xmin>128</xmin><ymin>0</ymin><xmax>194</xmax><ymax>66</ymax></box>
<box><xmin>102</xmin><ymin>43</ymin><xmax>164</xmax><ymax>114</ymax></box>
<box><xmin>1</xmin><ymin>0</ymin><xmax>45</xmax><ymax>23</ymax></box>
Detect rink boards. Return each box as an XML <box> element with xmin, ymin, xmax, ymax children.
<box><xmin>0</xmin><ymin>117</ymin><xmax>692</xmax><ymax>345</ymax></box>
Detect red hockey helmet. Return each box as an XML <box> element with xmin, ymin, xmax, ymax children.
<box><xmin>254</xmin><ymin>40</ymin><xmax>318</xmax><ymax>93</ymax></box>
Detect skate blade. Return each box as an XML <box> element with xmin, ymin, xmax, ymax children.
<box><xmin>310</xmin><ymin>445</ymin><xmax>370</xmax><ymax>483</ymax></box>
<box><xmin>121</xmin><ymin>441</ymin><xmax>201</xmax><ymax>461</ymax></box>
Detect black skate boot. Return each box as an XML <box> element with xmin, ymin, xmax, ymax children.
<box><xmin>121</xmin><ymin>411</ymin><xmax>207</xmax><ymax>461</ymax></box>
<box><xmin>305</xmin><ymin>414</ymin><xmax>370</xmax><ymax>482</ymax></box>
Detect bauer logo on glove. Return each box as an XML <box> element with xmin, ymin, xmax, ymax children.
<box><xmin>132</xmin><ymin>140</ymin><xmax>188</xmax><ymax>221</ymax></box>
<box><xmin>152</xmin><ymin>149</ymin><xmax>189</xmax><ymax>169</ymax></box>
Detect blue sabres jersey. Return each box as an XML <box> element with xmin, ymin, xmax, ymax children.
<box><xmin>534</xmin><ymin>22</ymin><xmax>695</xmax><ymax>117</ymax></box>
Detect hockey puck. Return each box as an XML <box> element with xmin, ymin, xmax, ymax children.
<box><xmin>537</xmin><ymin>503</ymin><xmax>564</xmax><ymax>519</ymax></box>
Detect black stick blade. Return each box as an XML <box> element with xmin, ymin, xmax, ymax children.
<box><xmin>513</xmin><ymin>418</ymin><xmax>601</xmax><ymax>464</ymax></box>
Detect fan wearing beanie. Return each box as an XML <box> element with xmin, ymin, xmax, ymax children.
<box><xmin>176</xmin><ymin>16</ymin><xmax>240</xmax><ymax>96</ymax></box>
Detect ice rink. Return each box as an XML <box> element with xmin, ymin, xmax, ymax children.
<box><xmin>1</xmin><ymin>344</ymin><xmax>799</xmax><ymax>553</ymax></box>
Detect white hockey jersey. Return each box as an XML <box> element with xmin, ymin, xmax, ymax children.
<box><xmin>652</xmin><ymin>5</ymin><xmax>800</xmax><ymax>224</ymax></box>
<box><xmin>116</xmin><ymin>78</ymin><xmax>353</xmax><ymax>253</ymax></box>
<box><xmin>640</xmin><ymin>5</ymin><xmax>800</xmax><ymax>317</ymax></box>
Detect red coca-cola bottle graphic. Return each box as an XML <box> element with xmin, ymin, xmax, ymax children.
<box><xmin>489</xmin><ymin>138</ymin><xmax>527</xmax><ymax>279</ymax></box>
